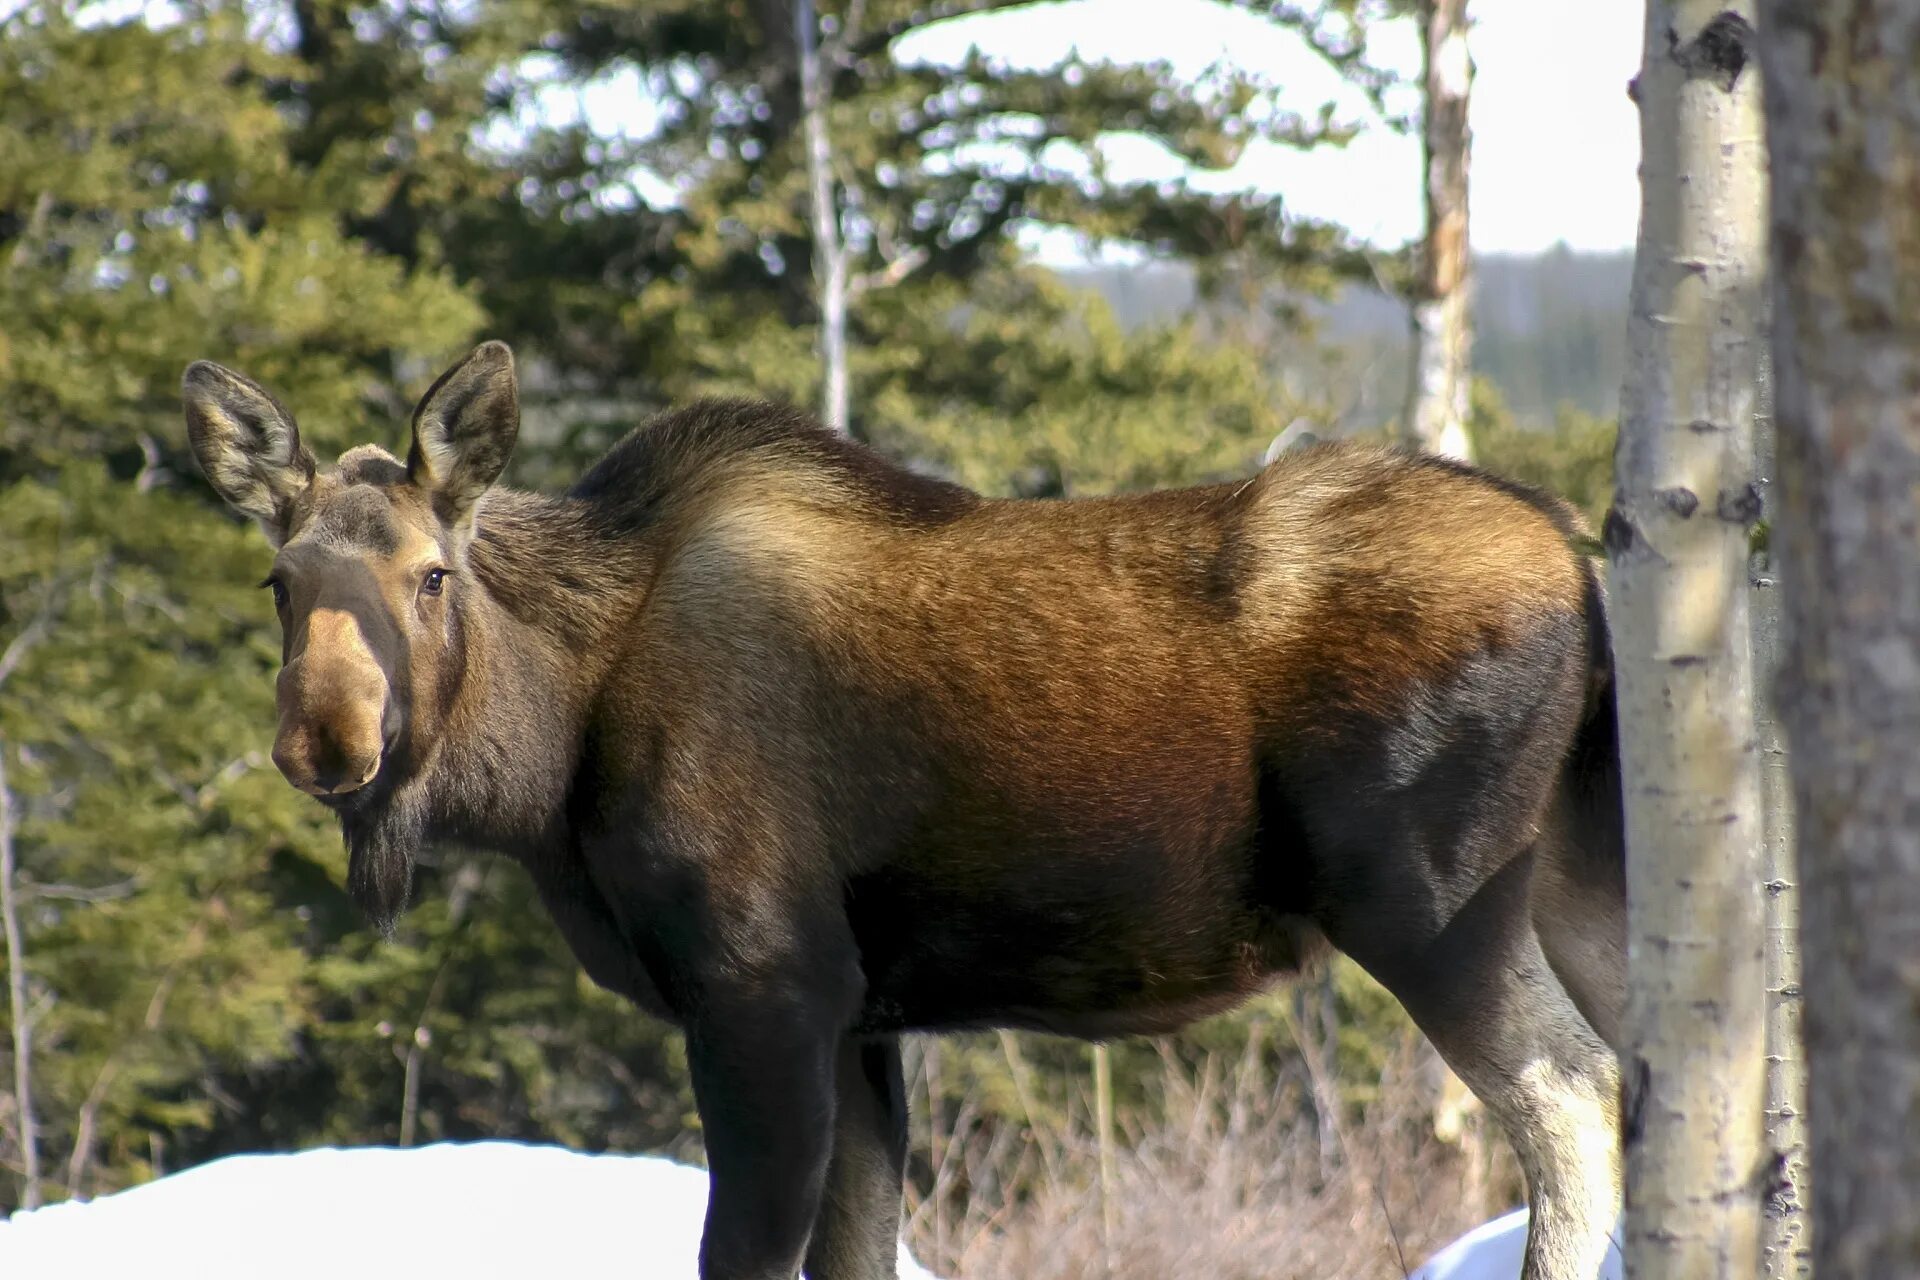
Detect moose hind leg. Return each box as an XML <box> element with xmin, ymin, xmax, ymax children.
<box><xmin>1470</xmin><ymin>1010</ymin><xmax>1621</xmax><ymax>1280</ymax></box>
<box><xmin>1335</xmin><ymin>858</ymin><xmax>1622</xmax><ymax>1280</ymax></box>
<box><xmin>805</xmin><ymin>1036</ymin><xmax>908</xmax><ymax>1280</ymax></box>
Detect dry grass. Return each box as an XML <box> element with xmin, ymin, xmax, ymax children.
<box><xmin>902</xmin><ymin>1028</ymin><xmax>1523</xmax><ymax>1280</ymax></box>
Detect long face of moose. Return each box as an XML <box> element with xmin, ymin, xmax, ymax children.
<box><xmin>180</xmin><ymin>342</ymin><xmax>520</xmax><ymax>929</ymax></box>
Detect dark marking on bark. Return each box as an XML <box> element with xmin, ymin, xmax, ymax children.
<box><xmin>1670</xmin><ymin>654</ymin><xmax>1708</xmax><ymax>668</ymax></box>
<box><xmin>1667</xmin><ymin>11</ymin><xmax>1755</xmax><ymax>92</ymax></box>
<box><xmin>1602</xmin><ymin>507</ymin><xmax>1637</xmax><ymax>554</ymax></box>
<box><xmin>1688</xmin><ymin>417</ymin><xmax>1723</xmax><ymax>433</ymax></box>
<box><xmin>1658</xmin><ymin>486</ymin><xmax>1700</xmax><ymax>518</ymax></box>
<box><xmin>1759</xmin><ymin>1147</ymin><xmax>1792</xmax><ymax>1216</ymax></box>
<box><xmin>1624</xmin><ymin>1056</ymin><xmax>1652</xmax><ymax>1145</ymax></box>
<box><xmin>1718</xmin><ymin>483</ymin><xmax>1764</xmax><ymax>525</ymax></box>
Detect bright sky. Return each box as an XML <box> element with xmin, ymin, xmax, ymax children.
<box><xmin>892</xmin><ymin>0</ymin><xmax>1644</xmax><ymax>259</ymax></box>
<box><xmin>536</xmin><ymin>0</ymin><xmax>1643</xmax><ymax>263</ymax></box>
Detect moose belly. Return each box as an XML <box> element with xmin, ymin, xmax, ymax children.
<box><xmin>844</xmin><ymin>835</ymin><xmax>1310</xmax><ymax>1040</ymax></box>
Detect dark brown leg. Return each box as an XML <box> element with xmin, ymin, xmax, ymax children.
<box><xmin>804</xmin><ymin>1036</ymin><xmax>908</xmax><ymax>1280</ymax></box>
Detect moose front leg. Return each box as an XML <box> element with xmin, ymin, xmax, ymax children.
<box><xmin>805</xmin><ymin>1036</ymin><xmax>908</xmax><ymax>1280</ymax></box>
<box><xmin>686</xmin><ymin>1008</ymin><xmax>839</xmax><ymax>1280</ymax></box>
<box><xmin>575</xmin><ymin>812</ymin><xmax>866</xmax><ymax>1277</ymax></box>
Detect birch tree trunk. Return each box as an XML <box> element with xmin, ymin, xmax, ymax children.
<box><xmin>795</xmin><ymin>0</ymin><xmax>850</xmax><ymax>435</ymax></box>
<box><xmin>1401</xmin><ymin>0</ymin><xmax>1474</xmax><ymax>462</ymax></box>
<box><xmin>1752</xmin><ymin>358</ymin><xmax>1810</xmax><ymax>1278</ymax></box>
<box><xmin>1756</xmin><ymin>3</ymin><xmax>1920</xmax><ymax>1271</ymax></box>
<box><xmin>1606</xmin><ymin>4</ymin><xmax>1768</xmax><ymax>1275</ymax></box>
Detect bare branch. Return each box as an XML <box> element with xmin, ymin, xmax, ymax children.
<box><xmin>7</xmin><ymin>191</ymin><xmax>53</xmax><ymax>270</ymax></box>
<box><xmin>64</xmin><ymin>900</ymin><xmax>220</xmax><ymax>1197</ymax></box>
<box><xmin>849</xmin><ymin>246</ymin><xmax>929</xmax><ymax>298</ymax></box>
<box><xmin>0</xmin><ymin>585</ymin><xmax>61</xmax><ymax>693</ymax></box>
<box><xmin>151</xmin><ymin>752</ymin><xmax>266</xmax><ymax>814</ymax></box>
<box><xmin>28</xmin><ymin>878</ymin><xmax>142</xmax><ymax>905</ymax></box>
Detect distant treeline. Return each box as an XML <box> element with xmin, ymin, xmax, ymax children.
<box><xmin>1058</xmin><ymin>246</ymin><xmax>1633</xmax><ymax>430</ymax></box>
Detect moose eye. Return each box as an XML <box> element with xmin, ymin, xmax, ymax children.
<box><xmin>422</xmin><ymin>568</ymin><xmax>447</xmax><ymax>596</ymax></box>
<box><xmin>263</xmin><ymin>578</ymin><xmax>288</xmax><ymax>611</ymax></box>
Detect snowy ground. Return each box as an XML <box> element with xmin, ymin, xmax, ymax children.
<box><xmin>1407</xmin><ymin>1207</ymin><xmax>1626</xmax><ymax>1280</ymax></box>
<box><xmin>0</xmin><ymin>1141</ymin><xmax>939</xmax><ymax>1280</ymax></box>
<box><xmin>0</xmin><ymin>1140</ymin><xmax>1620</xmax><ymax>1280</ymax></box>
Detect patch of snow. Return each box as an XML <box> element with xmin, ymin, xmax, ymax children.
<box><xmin>0</xmin><ymin>1141</ymin><xmax>944</xmax><ymax>1280</ymax></box>
<box><xmin>1405</xmin><ymin>1207</ymin><xmax>1625</xmax><ymax>1280</ymax></box>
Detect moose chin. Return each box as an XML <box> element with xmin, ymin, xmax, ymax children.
<box><xmin>183</xmin><ymin>340</ymin><xmax>1628</xmax><ymax>1280</ymax></box>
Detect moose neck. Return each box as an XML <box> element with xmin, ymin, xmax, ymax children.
<box><xmin>419</xmin><ymin>487</ymin><xmax>653</xmax><ymax>860</ymax></box>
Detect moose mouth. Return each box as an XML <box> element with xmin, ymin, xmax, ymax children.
<box><xmin>314</xmin><ymin>788</ymin><xmax>369</xmax><ymax>814</ymax></box>
<box><xmin>311</xmin><ymin>732</ymin><xmax>403</xmax><ymax>814</ymax></box>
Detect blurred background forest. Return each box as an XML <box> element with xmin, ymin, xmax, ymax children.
<box><xmin>0</xmin><ymin>0</ymin><xmax>1623</xmax><ymax>1274</ymax></box>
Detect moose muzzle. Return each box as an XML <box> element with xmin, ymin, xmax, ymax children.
<box><xmin>272</xmin><ymin>607</ymin><xmax>395</xmax><ymax>798</ymax></box>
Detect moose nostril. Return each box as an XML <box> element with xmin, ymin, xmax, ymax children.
<box><xmin>310</xmin><ymin>748</ymin><xmax>380</xmax><ymax>795</ymax></box>
<box><xmin>280</xmin><ymin>729</ymin><xmax>380</xmax><ymax>797</ymax></box>
<box><xmin>307</xmin><ymin>763</ymin><xmax>354</xmax><ymax>795</ymax></box>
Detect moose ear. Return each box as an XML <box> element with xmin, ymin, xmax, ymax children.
<box><xmin>407</xmin><ymin>340</ymin><xmax>519</xmax><ymax>540</ymax></box>
<box><xmin>182</xmin><ymin>361</ymin><xmax>316</xmax><ymax>547</ymax></box>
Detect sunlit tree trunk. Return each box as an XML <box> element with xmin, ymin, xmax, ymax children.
<box><xmin>0</xmin><ymin>611</ymin><xmax>48</xmax><ymax>1211</ymax></box>
<box><xmin>0</xmin><ymin>739</ymin><xmax>37</xmax><ymax>1211</ymax></box>
<box><xmin>1607</xmin><ymin>3</ymin><xmax>1768</xmax><ymax>1275</ymax></box>
<box><xmin>1752</xmin><ymin>362</ymin><xmax>1810</xmax><ymax>1277</ymax></box>
<box><xmin>795</xmin><ymin>0</ymin><xmax>850</xmax><ymax>434</ymax></box>
<box><xmin>1757</xmin><ymin>2</ymin><xmax>1920</xmax><ymax>1272</ymax></box>
<box><xmin>1402</xmin><ymin>0</ymin><xmax>1474</xmax><ymax>462</ymax></box>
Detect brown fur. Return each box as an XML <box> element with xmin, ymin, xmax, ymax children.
<box><xmin>183</xmin><ymin>345</ymin><xmax>1628</xmax><ymax>1280</ymax></box>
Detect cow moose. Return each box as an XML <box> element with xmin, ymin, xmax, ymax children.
<box><xmin>182</xmin><ymin>340</ymin><xmax>1628</xmax><ymax>1280</ymax></box>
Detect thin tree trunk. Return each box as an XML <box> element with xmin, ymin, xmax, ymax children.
<box><xmin>1284</xmin><ymin>971</ymin><xmax>1347</xmax><ymax>1182</ymax></box>
<box><xmin>0</xmin><ymin>739</ymin><xmax>38</xmax><ymax>1210</ymax></box>
<box><xmin>1091</xmin><ymin>1041</ymin><xmax>1116</xmax><ymax>1278</ymax></box>
<box><xmin>995</xmin><ymin>1029</ymin><xmax>1061</xmax><ymax>1193</ymax></box>
<box><xmin>1402</xmin><ymin>0</ymin><xmax>1473</xmax><ymax>462</ymax></box>
<box><xmin>923</xmin><ymin>1038</ymin><xmax>944</xmax><ymax>1266</ymax></box>
<box><xmin>1752</xmin><ymin>353</ymin><xmax>1810</xmax><ymax>1278</ymax></box>
<box><xmin>1756</xmin><ymin>3</ymin><xmax>1920</xmax><ymax>1272</ymax></box>
<box><xmin>1607</xmin><ymin>4</ymin><xmax>1768</xmax><ymax>1275</ymax></box>
<box><xmin>398</xmin><ymin>861</ymin><xmax>485</xmax><ymax>1148</ymax></box>
<box><xmin>795</xmin><ymin>0</ymin><xmax>850</xmax><ymax>434</ymax></box>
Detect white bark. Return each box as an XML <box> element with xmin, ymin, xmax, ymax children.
<box><xmin>1402</xmin><ymin>0</ymin><xmax>1473</xmax><ymax>463</ymax></box>
<box><xmin>1608</xmin><ymin>3</ymin><xmax>1769</xmax><ymax>1276</ymax></box>
<box><xmin>1756</xmin><ymin>2</ymin><xmax>1920</xmax><ymax>1272</ymax></box>
<box><xmin>0</xmin><ymin>608</ymin><xmax>47</xmax><ymax>1212</ymax></box>
<box><xmin>795</xmin><ymin>0</ymin><xmax>850</xmax><ymax>434</ymax></box>
<box><xmin>1752</xmin><ymin>363</ymin><xmax>1810</xmax><ymax>1278</ymax></box>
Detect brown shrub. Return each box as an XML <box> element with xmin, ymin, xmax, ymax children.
<box><xmin>903</xmin><ymin>1026</ymin><xmax>1523</xmax><ymax>1280</ymax></box>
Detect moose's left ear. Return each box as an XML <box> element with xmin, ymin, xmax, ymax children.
<box><xmin>407</xmin><ymin>340</ymin><xmax>519</xmax><ymax>540</ymax></box>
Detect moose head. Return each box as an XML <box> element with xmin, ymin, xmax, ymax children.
<box><xmin>181</xmin><ymin>342</ymin><xmax>521</xmax><ymax>927</ymax></box>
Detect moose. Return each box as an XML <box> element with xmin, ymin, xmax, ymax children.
<box><xmin>182</xmin><ymin>341</ymin><xmax>1628</xmax><ymax>1280</ymax></box>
